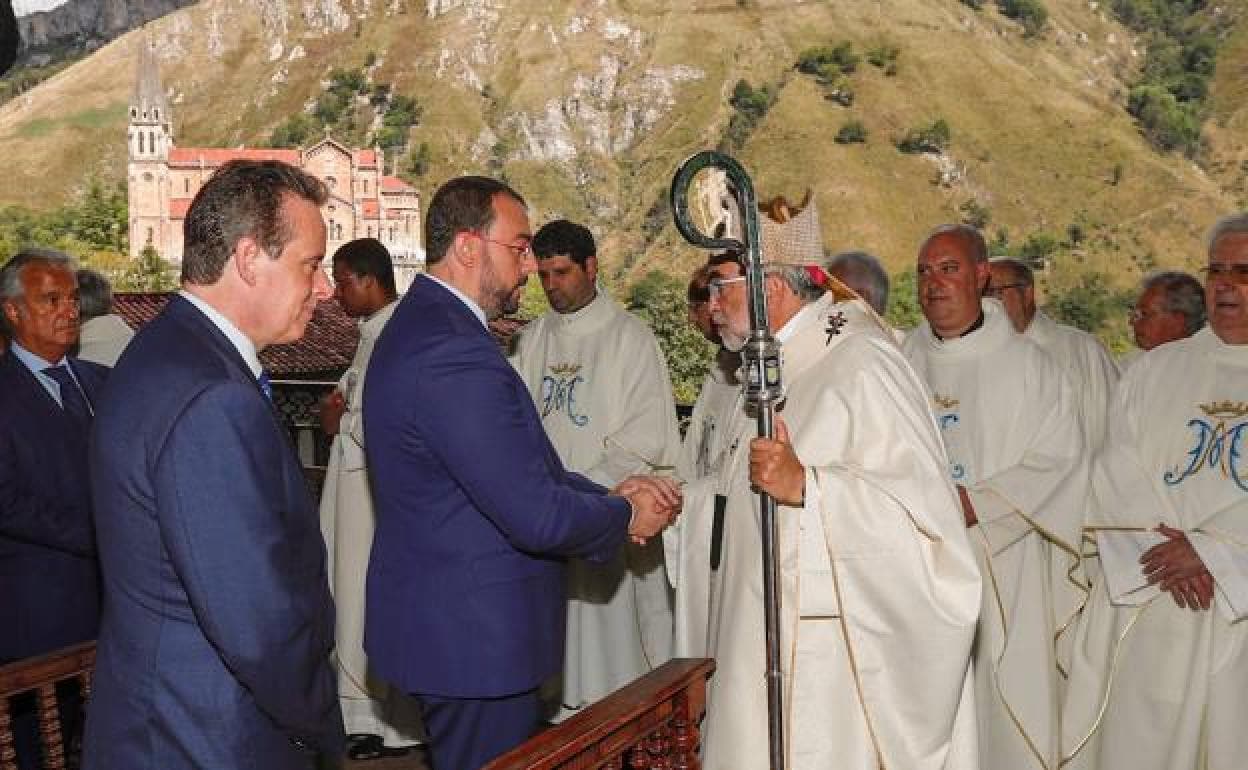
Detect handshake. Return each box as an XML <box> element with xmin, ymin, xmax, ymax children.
<box><xmin>613</xmin><ymin>476</ymin><xmax>683</xmax><ymax>545</ymax></box>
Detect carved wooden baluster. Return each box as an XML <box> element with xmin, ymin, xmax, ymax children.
<box><xmin>627</xmin><ymin>740</ymin><xmax>652</xmax><ymax>769</ymax></box>
<box><xmin>670</xmin><ymin>716</ymin><xmax>701</xmax><ymax>770</ymax></box>
<box><xmin>651</xmin><ymin>724</ymin><xmax>674</xmax><ymax>770</ymax></box>
<box><xmin>0</xmin><ymin>696</ymin><xmax>17</xmax><ymax>770</ymax></box>
<box><xmin>34</xmin><ymin>684</ymin><xmax>65</xmax><ymax>770</ymax></box>
<box><xmin>601</xmin><ymin>755</ymin><xmax>624</xmax><ymax>770</ymax></box>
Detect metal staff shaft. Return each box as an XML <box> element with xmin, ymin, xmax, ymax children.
<box><xmin>670</xmin><ymin>150</ymin><xmax>786</xmax><ymax>770</ymax></box>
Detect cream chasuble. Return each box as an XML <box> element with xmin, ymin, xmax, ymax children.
<box><xmin>319</xmin><ymin>301</ymin><xmax>423</xmax><ymax>745</ymax></box>
<box><xmin>1024</xmin><ymin>311</ymin><xmax>1119</xmax><ymax>451</ymax></box>
<box><xmin>510</xmin><ymin>291</ymin><xmax>678</xmax><ymax>718</ymax></box>
<box><xmin>666</xmin><ymin>351</ymin><xmax>741</xmax><ymax>658</ymax></box>
<box><xmin>1062</xmin><ymin>327</ymin><xmax>1248</xmax><ymax>770</ymax></box>
<box><xmin>701</xmin><ymin>295</ymin><xmax>981</xmax><ymax>770</ymax></box>
<box><xmin>902</xmin><ymin>299</ymin><xmax>1088</xmax><ymax>770</ymax></box>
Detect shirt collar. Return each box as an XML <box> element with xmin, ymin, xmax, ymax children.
<box><xmin>776</xmin><ymin>301</ymin><xmax>820</xmax><ymax>343</ymax></box>
<box><xmin>9</xmin><ymin>340</ymin><xmax>67</xmax><ymax>374</ymax></box>
<box><xmin>178</xmin><ymin>290</ymin><xmax>263</xmax><ymax>378</ymax></box>
<box><xmin>424</xmin><ymin>273</ymin><xmax>488</xmax><ymax>329</ymax></box>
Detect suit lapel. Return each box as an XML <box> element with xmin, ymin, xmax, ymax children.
<box><xmin>0</xmin><ymin>352</ymin><xmax>70</xmax><ymax>422</ymax></box>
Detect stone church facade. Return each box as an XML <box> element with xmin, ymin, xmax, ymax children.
<box><xmin>126</xmin><ymin>43</ymin><xmax>424</xmax><ymax>291</ymax></box>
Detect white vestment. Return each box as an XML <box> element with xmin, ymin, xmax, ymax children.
<box><xmin>77</xmin><ymin>314</ymin><xmax>134</xmax><ymax>367</ymax></box>
<box><xmin>903</xmin><ymin>299</ymin><xmax>1088</xmax><ymax>770</ymax></box>
<box><xmin>510</xmin><ymin>291</ymin><xmax>677</xmax><ymax>718</ymax></box>
<box><xmin>1062</xmin><ymin>327</ymin><xmax>1248</xmax><ymax>770</ymax></box>
<box><xmin>1024</xmin><ymin>311</ymin><xmax>1119</xmax><ymax>450</ymax></box>
<box><xmin>319</xmin><ymin>301</ymin><xmax>423</xmax><ymax>745</ymax></box>
<box><xmin>666</xmin><ymin>351</ymin><xmax>741</xmax><ymax>658</ymax></box>
<box><xmin>701</xmin><ymin>295</ymin><xmax>981</xmax><ymax>770</ymax></box>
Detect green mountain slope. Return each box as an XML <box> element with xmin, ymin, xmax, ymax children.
<box><xmin>0</xmin><ymin>0</ymin><xmax>1243</xmax><ymax>289</ymax></box>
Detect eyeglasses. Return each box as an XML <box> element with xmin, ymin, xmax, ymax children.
<box><xmin>470</xmin><ymin>233</ymin><xmax>533</xmax><ymax>259</ymax></box>
<box><xmin>1202</xmin><ymin>263</ymin><xmax>1248</xmax><ymax>285</ymax></box>
<box><xmin>707</xmin><ymin>275</ymin><xmax>747</xmax><ymax>295</ymax></box>
<box><xmin>983</xmin><ymin>282</ymin><xmax>1026</xmax><ymax>298</ymax></box>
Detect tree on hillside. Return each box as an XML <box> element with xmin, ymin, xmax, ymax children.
<box><xmin>115</xmin><ymin>244</ymin><xmax>177</xmax><ymax>292</ymax></box>
<box><xmin>626</xmin><ymin>271</ymin><xmax>715</xmax><ymax>405</ymax></box>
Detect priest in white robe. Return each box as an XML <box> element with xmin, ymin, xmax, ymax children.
<box><xmin>1121</xmin><ymin>269</ymin><xmax>1207</xmax><ymax>371</ymax></box>
<box><xmin>904</xmin><ymin>225</ymin><xmax>1088</xmax><ymax>770</ymax></box>
<box><xmin>1062</xmin><ymin>216</ymin><xmax>1248</xmax><ymax>770</ymax></box>
<box><xmin>318</xmin><ymin>239</ymin><xmax>422</xmax><ymax>760</ymax></box>
<box><xmin>698</xmin><ymin>197</ymin><xmax>981</xmax><ymax>770</ymax></box>
<box><xmin>667</xmin><ymin>261</ymin><xmax>742</xmax><ymax>658</ymax></box>
<box><xmin>988</xmin><ymin>257</ymin><xmax>1118</xmax><ymax>450</ymax></box>
<box><xmin>509</xmin><ymin>220</ymin><xmax>677</xmax><ymax>721</ymax></box>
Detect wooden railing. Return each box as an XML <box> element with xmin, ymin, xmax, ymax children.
<box><xmin>483</xmin><ymin>658</ymin><xmax>715</xmax><ymax>770</ymax></box>
<box><xmin>0</xmin><ymin>642</ymin><xmax>95</xmax><ymax>770</ymax></box>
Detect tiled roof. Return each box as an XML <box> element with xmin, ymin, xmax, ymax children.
<box><xmin>381</xmin><ymin>176</ymin><xmax>415</xmax><ymax>192</ymax></box>
<box><xmin>361</xmin><ymin>199</ymin><xmax>380</xmax><ymax>219</ymax></box>
<box><xmin>113</xmin><ymin>292</ymin><xmax>359</xmax><ymax>380</ymax></box>
<box><xmin>356</xmin><ymin>149</ymin><xmax>378</xmax><ymax>167</ymax></box>
<box><xmin>168</xmin><ymin>148</ymin><xmax>301</xmax><ymax>167</ymax></box>
<box><xmin>169</xmin><ymin>198</ymin><xmax>192</xmax><ymax>218</ymax></box>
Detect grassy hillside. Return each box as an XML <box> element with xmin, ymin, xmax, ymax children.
<box><xmin>0</xmin><ymin>0</ymin><xmax>1243</xmax><ymax>294</ymax></box>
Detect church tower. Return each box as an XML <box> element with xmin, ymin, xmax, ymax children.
<box><xmin>127</xmin><ymin>39</ymin><xmax>174</xmax><ymax>261</ymax></box>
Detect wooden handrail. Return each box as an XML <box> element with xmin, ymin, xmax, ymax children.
<box><xmin>483</xmin><ymin>658</ymin><xmax>715</xmax><ymax>770</ymax></box>
<box><xmin>0</xmin><ymin>642</ymin><xmax>96</xmax><ymax>770</ymax></box>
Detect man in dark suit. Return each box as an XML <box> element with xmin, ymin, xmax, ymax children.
<box><xmin>0</xmin><ymin>247</ymin><xmax>106</xmax><ymax>770</ymax></box>
<box><xmin>364</xmin><ymin>176</ymin><xmax>679</xmax><ymax>770</ymax></box>
<box><xmin>84</xmin><ymin>160</ymin><xmax>345</xmax><ymax>769</ymax></box>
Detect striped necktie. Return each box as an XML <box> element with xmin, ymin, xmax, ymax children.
<box><xmin>42</xmin><ymin>364</ymin><xmax>91</xmax><ymax>423</ymax></box>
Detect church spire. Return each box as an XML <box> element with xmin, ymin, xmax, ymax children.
<box><xmin>131</xmin><ymin>37</ymin><xmax>171</xmax><ymax>133</ymax></box>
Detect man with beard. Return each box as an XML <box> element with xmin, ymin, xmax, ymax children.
<box><xmin>987</xmin><ymin>257</ymin><xmax>1119</xmax><ymax>450</ymax></box>
<box><xmin>697</xmin><ymin>197</ymin><xmax>980</xmax><ymax>770</ymax></box>
<box><xmin>666</xmin><ymin>259</ymin><xmax>742</xmax><ymax>657</ymax></box>
<box><xmin>509</xmin><ymin>219</ymin><xmax>677</xmax><ymax>721</ymax></box>
<box><xmin>1062</xmin><ymin>215</ymin><xmax>1248</xmax><ymax>770</ymax></box>
<box><xmin>363</xmin><ymin>177</ymin><xmax>680</xmax><ymax>770</ymax></box>
<box><xmin>902</xmin><ymin>224</ymin><xmax>1087</xmax><ymax>770</ymax></box>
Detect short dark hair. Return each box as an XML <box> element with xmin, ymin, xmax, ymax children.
<box><xmin>920</xmin><ymin>224</ymin><xmax>988</xmax><ymax>264</ymax></box>
<box><xmin>181</xmin><ymin>160</ymin><xmax>328</xmax><ymax>286</ymax></box>
<box><xmin>76</xmin><ymin>267</ymin><xmax>114</xmax><ymax>321</ymax></box>
<box><xmin>424</xmin><ymin>176</ymin><xmax>526</xmax><ymax>266</ymax></box>
<box><xmin>532</xmin><ymin>219</ymin><xmax>596</xmax><ymax>267</ymax></box>
<box><xmin>332</xmin><ymin>237</ymin><xmax>396</xmax><ymax>296</ymax></box>
<box><xmin>687</xmin><ymin>264</ymin><xmax>714</xmax><ymax>303</ymax></box>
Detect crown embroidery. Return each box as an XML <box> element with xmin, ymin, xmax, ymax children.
<box><xmin>1200</xmin><ymin>401</ymin><xmax>1248</xmax><ymax>419</ymax></box>
<box><xmin>548</xmin><ymin>362</ymin><xmax>582</xmax><ymax>377</ymax></box>
<box><xmin>933</xmin><ymin>394</ymin><xmax>960</xmax><ymax>411</ymax></box>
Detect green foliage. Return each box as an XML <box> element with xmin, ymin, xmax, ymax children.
<box><xmin>959</xmin><ymin>199</ymin><xmax>991</xmax><ymax>229</ymax></box>
<box><xmin>268</xmin><ymin>114</ymin><xmax>315</xmax><ymax>148</ymax></box>
<box><xmin>1019</xmin><ymin>231</ymin><xmax>1059</xmax><ymax>265</ymax></box>
<box><xmin>625</xmin><ymin>271</ymin><xmax>715</xmax><ymax>405</ymax></box>
<box><xmin>115</xmin><ymin>244</ymin><xmax>177</xmax><ymax>292</ymax></box>
<box><xmin>1045</xmin><ymin>272</ymin><xmax>1132</xmax><ymax>334</ymax></box>
<box><xmin>998</xmin><ymin>0</ymin><xmax>1049</xmax><ymax>36</ymax></box>
<box><xmin>796</xmin><ymin>42</ymin><xmax>860</xmax><ymax>79</ymax></box>
<box><xmin>897</xmin><ymin>118</ymin><xmax>951</xmax><ymax>154</ymax></box>
<box><xmin>960</xmin><ymin>0</ymin><xmax>985</xmax><ymax>8</ymax></box>
<box><xmin>866</xmin><ymin>43</ymin><xmax>901</xmax><ymax>75</ymax></box>
<box><xmin>405</xmin><ymin>142</ymin><xmax>432</xmax><ymax>179</ymax></box>
<box><xmin>720</xmin><ymin>79</ymin><xmax>778</xmax><ymax>151</ymax></box>
<box><xmin>265</xmin><ymin>61</ymin><xmax>421</xmax><ymax>153</ymax></box>
<box><xmin>1127</xmin><ymin>85</ymin><xmax>1200</xmax><ymax>152</ymax></box>
<box><xmin>886</xmin><ymin>270</ymin><xmax>923</xmax><ymax>331</ymax></box>
<box><xmin>835</xmin><ymin>119</ymin><xmax>868</xmax><ymax>144</ymax></box>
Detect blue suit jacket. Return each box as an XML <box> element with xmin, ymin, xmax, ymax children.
<box><xmin>364</xmin><ymin>275</ymin><xmax>632</xmax><ymax>699</ymax></box>
<box><xmin>83</xmin><ymin>296</ymin><xmax>343</xmax><ymax>770</ymax></box>
<box><xmin>0</xmin><ymin>352</ymin><xmax>106</xmax><ymax>662</ymax></box>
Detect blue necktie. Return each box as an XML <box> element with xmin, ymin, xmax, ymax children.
<box><xmin>43</xmin><ymin>364</ymin><xmax>91</xmax><ymax>423</ymax></box>
<box><xmin>258</xmin><ymin>370</ymin><xmax>273</xmax><ymax>402</ymax></box>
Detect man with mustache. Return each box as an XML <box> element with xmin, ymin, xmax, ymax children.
<box><xmin>1062</xmin><ymin>215</ymin><xmax>1248</xmax><ymax>770</ymax></box>
<box><xmin>697</xmin><ymin>197</ymin><xmax>980</xmax><ymax>770</ymax></box>
<box><xmin>509</xmin><ymin>219</ymin><xmax>678</xmax><ymax>722</ymax></box>
<box><xmin>902</xmin><ymin>224</ymin><xmax>1087</xmax><ymax>770</ymax></box>
<box><xmin>363</xmin><ymin>177</ymin><xmax>680</xmax><ymax>770</ymax></box>
<box><xmin>85</xmin><ymin>160</ymin><xmax>344</xmax><ymax>769</ymax></box>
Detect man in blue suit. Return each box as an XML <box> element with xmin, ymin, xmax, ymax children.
<box><xmin>364</xmin><ymin>176</ymin><xmax>680</xmax><ymax>770</ymax></box>
<box><xmin>84</xmin><ymin>160</ymin><xmax>345</xmax><ymax>769</ymax></box>
<box><xmin>0</xmin><ymin>247</ymin><xmax>106</xmax><ymax>770</ymax></box>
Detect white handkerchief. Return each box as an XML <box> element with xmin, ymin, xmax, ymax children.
<box><xmin>1096</xmin><ymin>530</ymin><xmax>1166</xmax><ymax>607</ymax></box>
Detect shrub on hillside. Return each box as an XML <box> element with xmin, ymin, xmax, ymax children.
<box><xmin>835</xmin><ymin>119</ymin><xmax>868</xmax><ymax>144</ymax></box>
<box><xmin>866</xmin><ymin>43</ymin><xmax>901</xmax><ymax>75</ymax></box>
<box><xmin>1127</xmin><ymin>85</ymin><xmax>1201</xmax><ymax>153</ymax></box>
<box><xmin>959</xmin><ymin>199</ymin><xmax>991</xmax><ymax>229</ymax></box>
<box><xmin>999</xmin><ymin>0</ymin><xmax>1048</xmax><ymax>36</ymax></box>
<box><xmin>796</xmin><ymin>42</ymin><xmax>860</xmax><ymax>79</ymax></box>
<box><xmin>897</xmin><ymin>119</ymin><xmax>951</xmax><ymax>154</ymax></box>
<box><xmin>960</xmin><ymin>0</ymin><xmax>985</xmax><ymax>8</ymax></box>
